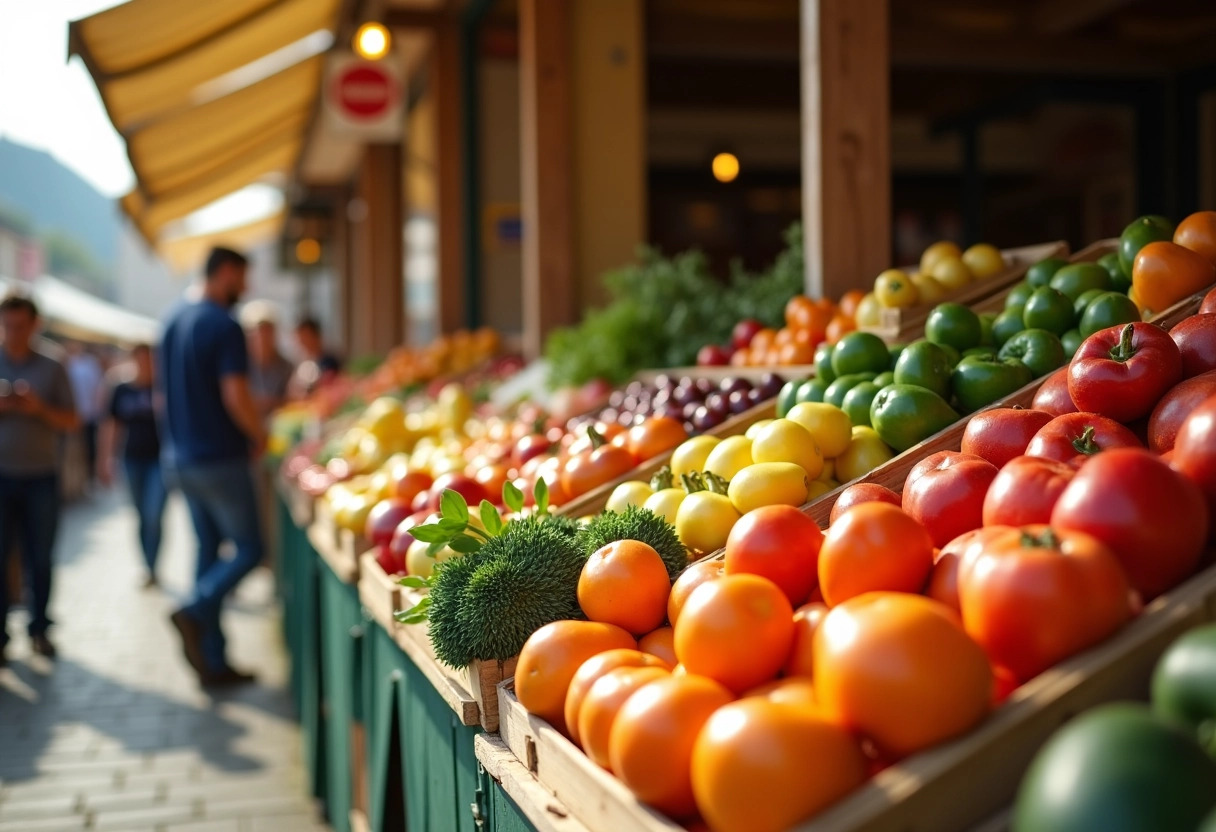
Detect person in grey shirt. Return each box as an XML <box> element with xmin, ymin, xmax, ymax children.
<box><xmin>0</xmin><ymin>295</ymin><xmax>80</xmax><ymax>665</ymax></box>
<box><xmin>242</xmin><ymin>306</ymin><xmax>293</xmax><ymax>420</ymax></box>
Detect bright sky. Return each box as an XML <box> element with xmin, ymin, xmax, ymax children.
<box><xmin>0</xmin><ymin>0</ymin><xmax>283</xmax><ymax>236</ymax></box>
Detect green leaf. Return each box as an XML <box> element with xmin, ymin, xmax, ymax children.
<box><xmin>535</xmin><ymin>478</ymin><xmax>550</xmax><ymax>515</ymax></box>
<box><xmin>426</xmin><ymin>540</ymin><xmax>448</xmax><ymax>556</ymax></box>
<box><xmin>480</xmin><ymin>500</ymin><xmax>504</xmax><ymax>536</ymax></box>
<box><xmin>409</xmin><ymin>524</ymin><xmax>447</xmax><ymax>543</ymax></box>
<box><xmin>397</xmin><ymin>576</ymin><xmax>430</xmax><ymax>589</ymax></box>
<box><xmin>437</xmin><ymin>517</ymin><xmax>466</xmax><ymax>533</ymax></box>
<box><xmin>440</xmin><ymin>489</ymin><xmax>469</xmax><ymax>523</ymax></box>
<box><xmin>503</xmin><ymin>481</ymin><xmax>524</xmax><ymax>514</ymax></box>
<box><xmin>448</xmin><ymin>534</ymin><xmax>482</xmax><ymax>555</ymax></box>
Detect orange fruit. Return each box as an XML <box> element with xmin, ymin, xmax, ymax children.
<box><xmin>784</xmin><ymin>601</ymin><xmax>829</xmax><ymax>678</ymax></box>
<box><xmin>778</xmin><ymin>340</ymin><xmax>815</xmax><ymax>365</ymax></box>
<box><xmin>563</xmin><ymin>648</ymin><xmax>670</xmax><ymax>748</ymax></box>
<box><xmin>838</xmin><ymin>289</ymin><xmax>866</xmax><ymax>321</ymax></box>
<box><xmin>774</xmin><ymin>327</ymin><xmax>796</xmax><ymax>348</ymax></box>
<box><xmin>729</xmin><ymin>349</ymin><xmax>750</xmax><ymax>367</ymax></box>
<box><xmin>824</xmin><ymin>315</ymin><xmax>856</xmax><ymax>344</ymax></box>
<box><xmin>579</xmin><ymin>666</ymin><xmax>670</xmax><ymax>769</ymax></box>
<box><xmin>691</xmin><ymin>699</ymin><xmax>866</xmax><ymax>832</ymax></box>
<box><xmin>668</xmin><ymin>560</ymin><xmax>723</xmax><ymax>626</ymax></box>
<box><xmin>609</xmin><ymin>674</ymin><xmax>734</xmax><ymax>817</ymax></box>
<box><xmin>515</xmin><ymin>620</ymin><xmax>636</xmax><ymax>733</ymax></box>
<box><xmin>674</xmin><ymin>574</ymin><xmax>795</xmax><ymax>694</ymax></box>
<box><xmin>638</xmin><ymin>626</ymin><xmax>678</xmax><ymax>668</ymax></box>
<box><xmin>814</xmin><ymin>592</ymin><xmax>993</xmax><ymax>757</ymax></box>
<box><xmin>785</xmin><ymin>295</ymin><xmax>816</xmax><ymax>330</ymax></box>
<box><xmin>578</xmin><ymin>540</ymin><xmax>671</xmax><ymax>635</ymax></box>
<box><xmin>744</xmin><ymin>677</ymin><xmax>818</xmax><ymax>707</ymax></box>
<box><xmin>817</xmin><ymin>502</ymin><xmax>935</xmax><ymax>607</ymax></box>
<box><xmin>750</xmin><ymin>328</ymin><xmax>777</xmax><ymax>353</ymax></box>
<box><xmin>1175</xmin><ymin>210</ymin><xmax>1216</xmax><ymax>269</ymax></box>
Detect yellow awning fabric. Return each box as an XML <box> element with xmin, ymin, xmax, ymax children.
<box><xmin>69</xmin><ymin>0</ymin><xmax>340</xmax><ymax>245</ymax></box>
<box><xmin>159</xmin><ymin>210</ymin><xmax>286</xmax><ymax>274</ymax></box>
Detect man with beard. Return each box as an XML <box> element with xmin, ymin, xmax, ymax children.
<box><xmin>158</xmin><ymin>247</ymin><xmax>266</xmax><ymax>686</ymax></box>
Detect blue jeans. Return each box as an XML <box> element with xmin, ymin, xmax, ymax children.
<box><xmin>124</xmin><ymin>458</ymin><xmax>168</xmax><ymax>574</ymax></box>
<box><xmin>173</xmin><ymin>459</ymin><xmax>264</xmax><ymax>673</ymax></box>
<box><xmin>0</xmin><ymin>473</ymin><xmax>59</xmax><ymax>649</ymax></box>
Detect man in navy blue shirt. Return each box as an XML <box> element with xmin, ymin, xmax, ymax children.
<box><xmin>160</xmin><ymin>247</ymin><xmax>267</xmax><ymax>686</ymax></box>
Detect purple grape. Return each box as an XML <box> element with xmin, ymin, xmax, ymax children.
<box><xmin>719</xmin><ymin>377</ymin><xmax>749</xmax><ymax>397</ymax></box>
<box><xmin>673</xmin><ymin>384</ymin><xmax>699</xmax><ymax>407</ymax></box>
<box><xmin>747</xmin><ymin>387</ymin><xmax>766</xmax><ymax>406</ymax></box>
<box><xmin>625</xmin><ymin>380</ymin><xmax>645</xmax><ymax>398</ymax></box>
<box><xmin>682</xmin><ymin>401</ymin><xmax>702</xmax><ymax>421</ymax></box>
<box><xmin>705</xmin><ymin>392</ymin><xmax>727</xmax><ymax>413</ymax></box>
<box><xmin>599</xmin><ymin>407</ymin><xmax>620</xmax><ymax>425</ymax></box>
<box><xmin>692</xmin><ymin>405</ymin><xmax>724</xmax><ymax>432</ymax></box>
<box><xmin>755</xmin><ymin>373</ymin><xmax>785</xmax><ymax>400</ymax></box>
<box><xmin>728</xmin><ymin>389</ymin><xmax>753</xmax><ymax>414</ymax></box>
<box><xmin>608</xmin><ymin>390</ymin><xmax>626</xmax><ymax>409</ymax></box>
<box><xmin>653</xmin><ymin>374</ymin><xmax>674</xmax><ymax>391</ymax></box>
<box><xmin>694</xmin><ymin>378</ymin><xmax>714</xmax><ymax>396</ymax></box>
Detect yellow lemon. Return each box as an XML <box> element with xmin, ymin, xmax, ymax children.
<box><xmin>785</xmin><ymin>403</ymin><xmax>852</xmax><ymax>458</ymax></box>
<box><xmin>962</xmin><ymin>243</ymin><xmax>1005</xmax><ymax>279</ymax></box>
<box><xmin>671</xmin><ymin>435</ymin><xmax>722</xmax><ymax>478</ymax></box>
<box><xmin>704</xmin><ymin>436</ymin><xmax>755</xmax><ymax>481</ymax></box>
<box><xmin>920</xmin><ymin>241</ymin><xmax>963</xmax><ymax>276</ymax></box>
<box><xmin>750</xmin><ymin>418</ymin><xmax>824</xmax><ymax>481</ymax></box>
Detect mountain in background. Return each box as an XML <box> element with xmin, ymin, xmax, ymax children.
<box><xmin>0</xmin><ymin>136</ymin><xmax>119</xmax><ymax>268</ymax></box>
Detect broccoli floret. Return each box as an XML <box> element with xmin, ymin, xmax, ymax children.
<box><xmin>427</xmin><ymin>549</ymin><xmax>489</xmax><ymax>667</ymax></box>
<box><xmin>576</xmin><ymin>506</ymin><xmax>688</xmax><ymax>580</ymax></box>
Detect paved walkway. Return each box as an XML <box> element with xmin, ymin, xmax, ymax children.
<box><xmin>0</xmin><ymin>486</ymin><xmax>328</xmax><ymax>832</ymax></box>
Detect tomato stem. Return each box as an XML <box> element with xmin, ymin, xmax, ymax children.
<box><xmin>681</xmin><ymin>472</ymin><xmax>706</xmax><ymax>494</ymax></box>
<box><xmin>1107</xmin><ymin>323</ymin><xmax>1137</xmax><ymax>363</ymax></box>
<box><xmin>1071</xmin><ymin>425</ymin><xmax>1101</xmax><ymax>456</ymax></box>
<box><xmin>650</xmin><ymin>466</ymin><xmax>675</xmax><ymax>492</ymax></box>
<box><xmin>587</xmin><ymin>426</ymin><xmax>607</xmax><ymax>450</ymax></box>
<box><xmin>1019</xmin><ymin>528</ymin><xmax>1060</xmax><ymax>550</ymax></box>
<box><xmin>703</xmin><ymin>471</ymin><xmax>731</xmax><ymax>495</ymax></box>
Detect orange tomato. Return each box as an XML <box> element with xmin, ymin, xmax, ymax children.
<box><xmin>1132</xmin><ymin>241</ymin><xmax>1216</xmax><ymax>317</ymax></box>
<box><xmin>838</xmin><ymin>289</ymin><xmax>866</xmax><ymax>321</ymax></box>
<box><xmin>691</xmin><ymin>699</ymin><xmax>866</xmax><ymax>832</ymax></box>
<box><xmin>778</xmin><ymin>340</ymin><xmax>815</xmax><ymax>365</ymax></box>
<box><xmin>579</xmin><ymin>666</ymin><xmax>670</xmax><ymax>769</ymax></box>
<box><xmin>626</xmin><ymin>416</ymin><xmax>689</xmax><ymax>463</ymax></box>
<box><xmin>784</xmin><ymin>601</ymin><xmax>828</xmax><ymax>678</ymax></box>
<box><xmin>667</xmin><ymin>560</ymin><xmax>723</xmax><ymax>626</ymax></box>
<box><xmin>926</xmin><ymin>528</ymin><xmax>1003</xmax><ymax>615</ymax></box>
<box><xmin>729</xmin><ymin>350</ymin><xmax>750</xmax><ymax>367</ymax></box>
<box><xmin>579</xmin><ymin>540</ymin><xmax>671</xmax><ymax>635</ymax></box>
<box><xmin>814</xmin><ymin>592</ymin><xmax>993</xmax><ymax>757</ymax></box>
<box><xmin>638</xmin><ymin>626</ymin><xmax>678</xmax><ymax>668</ymax></box>
<box><xmin>563</xmin><ymin>649</ymin><xmax>670</xmax><ymax>748</ymax></box>
<box><xmin>818</xmin><ymin>502</ymin><xmax>935</xmax><ymax>607</ymax></box>
<box><xmin>785</xmin><ymin>295</ymin><xmax>817</xmax><ymax>330</ymax></box>
<box><xmin>1174</xmin><ymin>210</ymin><xmax>1216</xmax><ymax>269</ymax></box>
<box><xmin>608</xmin><ymin>674</ymin><xmax>734</xmax><ymax>817</ymax></box>
<box><xmin>750</xmin><ymin>328</ymin><xmax>777</xmax><ymax>353</ymax></box>
<box><xmin>824</xmin><ymin>315</ymin><xmax>856</xmax><ymax>345</ymax></box>
<box><xmin>774</xmin><ymin>327</ymin><xmax>796</xmax><ymax>348</ymax></box>
<box><xmin>561</xmin><ymin>439</ymin><xmax>636</xmax><ymax>499</ymax></box>
<box><xmin>515</xmin><ymin>620</ymin><xmax>636</xmax><ymax>733</ymax></box>
<box><xmin>744</xmin><ymin>676</ymin><xmax>818</xmax><ymax>707</ymax></box>
<box><xmin>814</xmin><ymin>297</ymin><xmax>837</xmax><ymax>316</ymax></box>
<box><xmin>674</xmin><ymin>574</ymin><xmax>794</xmax><ymax>694</ymax></box>
<box><xmin>472</xmin><ymin>463</ymin><xmax>510</xmax><ymax>500</ymax></box>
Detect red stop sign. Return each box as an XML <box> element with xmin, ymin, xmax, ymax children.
<box><xmin>333</xmin><ymin>64</ymin><xmax>396</xmax><ymax>120</ymax></box>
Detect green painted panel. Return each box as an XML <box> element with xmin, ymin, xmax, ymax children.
<box><xmin>487</xmin><ymin>777</ymin><xmax>536</xmax><ymax>832</ymax></box>
<box><xmin>320</xmin><ymin>567</ymin><xmax>363</xmax><ymax>832</ymax></box>
<box><xmin>299</xmin><ymin>546</ymin><xmax>327</xmax><ymax>803</ymax></box>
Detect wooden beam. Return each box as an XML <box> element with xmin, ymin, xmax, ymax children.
<box><xmin>382</xmin><ymin>9</ymin><xmax>447</xmax><ymax>29</ymax></box>
<box><xmin>350</xmin><ymin>144</ymin><xmax>405</xmax><ymax>356</ymax></box>
<box><xmin>434</xmin><ymin>22</ymin><xmax>466</xmax><ymax>334</ymax></box>
<box><xmin>801</xmin><ymin>0</ymin><xmax>891</xmax><ymax>299</ymax></box>
<box><xmin>1032</xmin><ymin>0</ymin><xmax>1140</xmax><ymax>36</ymax></box>
<box><xmin>519</xmin><ymin>0</ymin><xmax>576</xmax><ymax>359</ymax></box>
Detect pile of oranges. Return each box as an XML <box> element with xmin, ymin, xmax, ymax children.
<box><xmin>729</xmin><ymin>291</ymin><xmax>867</xmax><ymax>368</ymax></box>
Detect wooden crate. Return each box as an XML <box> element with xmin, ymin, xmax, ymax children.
<box><xmin>862</xmin><ymin>241</ymin><xmax>1069</xmax><ymax>343</ymax></box>
<box><xmin>971</xmin><ymin>237</ymin><xmax>1118</xmax><ymax>319</ymax></box>
<box><xmin>475</xmin><ymin>733</ymin><xmax>595</xmax><ymax>832</ymax></box>
<box><xmin>392</xmin><ymin>583</ymin><xmax>517</xmax><ymax>732</ymax></box>
<box><xmin>633</xmin><ymin>365</ymin><xmax>816</xmax><ymax>384</ymax></box>
<box><xmin>308</xmin><ymin>503</ymin><xmax>361</xmax><ymax>585</ymax></box>
<box><xmin>357</xmin><ymin>551</ymin><xmax>401</xmax><ymax>635</ymax></box>
<box><xmin>556</xmin><ymin>398</ymin><xmax>781</xmax><ymax>519</ymax></box>
<box><xmin>492</xmin><ymin>564</ymin><xmax>1216</xmax><ymax>832</ymax></box>
<box><xmin>277</xmin><ymin>472</ymin><xmax>316</xmax><ymax>528</ymax></box>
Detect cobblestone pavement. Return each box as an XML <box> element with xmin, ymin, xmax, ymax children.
<box><xmin>0</xmin><ymin>487</ymin><xmax>327</xmax><ymax>832</ymax></box>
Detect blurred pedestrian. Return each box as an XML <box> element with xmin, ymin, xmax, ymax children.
<box><xmin>66</xmin><ymin>342</ymin><xmax>104</xmax><ymax>486</ymax></box>
<box><xmin>241</xmin><ymin>303</ymin><xmax>293</xmax><ymax>420</ymax></box>
<box><xmin>159</xmin><ymin>247</ymin><xmax>266</xmax><ymax>687</ymax></box>
<box><xmin>98</xmin><ymin>344</ymin><xmax>166</xmax><ymax>588</ymax></box>
<box><xmin>288</xmin><ymin>317</ymin><xmax>342</xmax><ymax>399</ymax></box>
<box><xmin>0</xmin><ymin>294</ymin><xmax>80</xmax><ymax>665</ymax></box>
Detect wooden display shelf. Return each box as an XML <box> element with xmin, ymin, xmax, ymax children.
<box><xmin>861</xmin><ymin>241</ymin><xmax>1069</xmax><ymax>343</ymax></box>
<box><xmin>475</xmin><ymin>733</ymin><xmax>595</xmax><ymax>832</ymax></box>
<box><xmin>308</xmin><ymin>499</ymin><xmax>363</xmax><ymax>585</ymax></box>
<box><xmin>357</xmin><ymin>551</ymin><xmax>401</xmax><ymax>636</ymax></box>
<box><xmin>277</xmin><ymin>472</ymin><xmax>316</xmax><ymax>528</ymax></box>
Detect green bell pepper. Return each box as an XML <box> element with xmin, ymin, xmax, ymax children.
<box><xmin>869</xmin><ymin>383</ymin><xmax>960</xmax><ymax>452</ymax></box>
<box><xmin>999</xmin><ymin>328</ymin><xmax>1066</xmax><ymax>378</ymax></box>
<box><xmin>951</xmin><ymin>354</ymin><xmax>1034</xmax><ymax>412</ymax></box>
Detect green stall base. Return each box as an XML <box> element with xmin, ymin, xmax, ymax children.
<box><xmin>320</xmin><ymin>563</ymin><xmax>367</xmax><ymax>832</ymax></box>
<box><xmin>483</xmin><ymin>776</ymin><xmax>537</xmax><ymax>832</ymax></box>
<box><xmin>364</xmin><ymin>621</ymin><xmax>482</xmax><ymax>832</ymax></box>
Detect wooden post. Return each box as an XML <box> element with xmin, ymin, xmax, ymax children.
<box><xmin>434</xmin><ymin>22</ymin><xmax>466</xmax><ymax>335</ymax></box>
<box><xmin>350</xmin><ymin>143</ymin><xmax>405</xmax><ymax>357</ymax></box>
<box><xmin>801</xmin><ymin>0</ymin><xmax>891</xmax><ymax>299</ymax></box>
<box><xmin>519</xmin><ymin>0</ymin><xmax>576</xmax><ymax>359</ymax></box>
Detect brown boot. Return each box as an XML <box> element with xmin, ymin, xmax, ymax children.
<box><xmin>169</xmin><ymin>610</ymin><xmax>206</xmax><ymax>675</ymax></box>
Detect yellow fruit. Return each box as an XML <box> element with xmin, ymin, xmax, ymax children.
<box><xmin>704</xmin><ymin>436</ymin><xmax>755</xmax><ymax>481</ymax></box>
<box><xmin>750</xmin><ymin>419</ymin><xmax>824</xmax><ymax>481</ymax></box>
<box><xmin>962</xmin><ymin>243</ymin><xmax>1005</xmax><ymax>279</ymax></box>
<box><xmin>930</xmin><ymin>256</ymin><xmax>973</xmax><ymax>291</ymax></box>
<box><xmin>835</xmin><ymin>426</ymin><xmax>895</xmax><ymax>483</ymax></box>
<box><xmin>745</xmin><ymin>420</ymin><xmax>775</xmax><ymax>441</ymax></box>
<box><xmin>644</xmin><ymin>489</ymin><xmax>687</xmax><ymax>525</ymax></box>
<box><xmin>727</xmin><ymin>463</ymin><xmax>810</xmax><ymax>514</ymax></box>
<box><xmin>784</xmin><ymin>403</ymin><xmax>852</xmax><ymax>459</ymax></box>
<box><xmin>855</xmin><ymin>292</ymin><xmax>883</xmax><ymax>328</ymax></box>
<box><xmin>675</xmin><ymin>491</ymin><xmax>741</xmax><ymax>554</ymax></box>
<box><xmin>671</xmin><ymin>436</ymin><xmax>722</xmax><ymax>478</ymax></box>
<box><xmin>818</xmin><ymin>458</ymin><xmax>836</xmax><ymax>483</ymax></box>
<box><xmin>909</xmin><ymin>272</ymin><xmax>947</xmax><ymax>305</ymax></box>
<box><xmin>607</xmin><ymin>481</ymin><xmax>654</xmax><ymax>513</ymax></box>
<box><xmin>920</xmin><ymin>241</ymin><xmax>963</xmax><ymax>276</ymax></box>
<box><xmin>874</xmin><ymin>269</ymin><xmax>919</xmax><ymax>308</ymax></box>
<box><xmin>406</xmin><ymin>538</ymin><xmax>456</xmax><ymax>579</ymax></box>
<box><xmin>807</xmin><ymin>480</ymin><xmax>838</xmax><ymax>501</ymax></box>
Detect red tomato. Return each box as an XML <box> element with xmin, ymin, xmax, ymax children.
<box><xmin>365</xmin><ymin>498</ymin><xmax>414</xmax><ymax>547</ymax></box>
<box><xmin>393</xmin><ymin>469</ymin><xmax>434</xmax><ymax>506</ymax></box>
<box><xmin>1172</xmin><ymin>393</ymin><xmax>1216</xmax><ymax>522</ymax></box>
<box><xmin>1052</xmin><ymin>448</ymin><xmax>1209</xmax><ymax>599</ymax></box>
<box><xmin>1031</xmin><ymin>368</ymin><xmax>1079</xmax><ymax>417</ymax></box>
<box><xmin>561</xmin><ymin>428</ymin><xmax>636</xmax><ymax>498</ymax></box>
<box><xmin>1147</xmin><ymin>371</ymin><xmax>1216</xmax><ymax>453</ymax></box>
<box><xmin>1068</xmin><ymin>322</ymin><xmax>1183</xmax><ymax>423</ymax></box>
<box><xmin>982</xmin><ymin>456</ymin><xmax>1075</xmax><ymax>527</ymax></box>
<box><xmin>1203</xmin><ymin>286</ymin><xmax>1216</xmax><ymax>314</ymax></box>
<box><xmin>514</xmin><ymin>433</ymin><xmax>554</xmax><ymax>468</ymax></box>
<box><xmin>926</xmin><ymin>528</ymin><xmax>1007</xmax><ymax>615</ymax></box>
<box><xmin>828</xmin><ymin>483</ymin><xmax>901</xmax><ymax>525</ymax></box>
<box><xmin>1169</xmin><ymin>314</ymin><xmax>1216</xmax><ymax>379</ymax></box>
<box><xmin>960</xmin><ymin>408</ymin><xmax>1054</xmax><ymax>469</ymax></box>
<box><xmin>724</xmin><ymin>505</ymin><xmax>823</xmax><ymax>607</ymax></box>
<box><xmin>627</xmin><ymin>417</ymin><xmax>689</xmax><ymax>463</ymax></box>
<box><xmin>902</xmin><ymin>452</ymin><xmax>998</xmax><ymax>548</ymax></box>
<box><xmin>472</xmin><ymin>463</ymin><xmax>512</xmax><ymax>502</ymax></box>
<box><xmin>1025</xmin><ymin>412</ymin><xmax>1142</xmax><ymax>468</ymax></box>
<box><xmin>957</xmin><ymin>525</ymin><xmax>1134</xmax><ymax>682</ymax></box>
<box><xmin>427</xmin><ymin>474</ymin><xmax>488</xmax><ymax>511</ymax></box>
